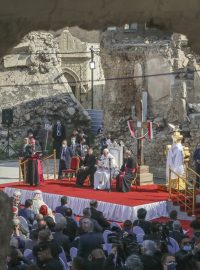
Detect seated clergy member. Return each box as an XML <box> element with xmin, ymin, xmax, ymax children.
<box><xmin>76</xmin><ymin>148</ymin><xmax>97</xmax><ymax>187</ymax></box>
<box><xmin>58</xmin><ymin>139</ymin><xmax>73</xmax><ymax>179</ymax></box>
<box><xmin>93</xmin><ymin>148</ymin><xmax>116</xmax><ymax>190</ymax></box>
<box><xmin>75</xmin><ymin>138</ymin><xmax>88</xmax><ymax>166</ymax></box>
<box><xmin>116</xmin><ymin>150</ymin><xmax>136</xmax><ymax>192</ymax></box>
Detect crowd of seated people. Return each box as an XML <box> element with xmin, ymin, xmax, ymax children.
<box><xmin>7</xmin><ymin>189</ymin><xmax>200</xmax><ymax>270</ymax></box>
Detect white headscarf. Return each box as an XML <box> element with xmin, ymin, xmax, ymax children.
<box><xmin>32</xmin><ymin>190</ymin><xmax>47</xmax><ymax>214</ymax></box>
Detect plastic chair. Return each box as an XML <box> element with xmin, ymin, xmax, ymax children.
<box><xmin>62</xmin><ymin>156</ymin><xmax>80</xmax><ymax>182</ymax></box>
<box><xmin>23</xmin><ymin>249</ymin><xmax>32</xmax><ymax>257</ymax></box>
<box><xmin>133</xmin><ymin>226</ymin><xmax>145</xmax><ymax>244</ymax></box>
<box><xmin>59</xmin><ymin>257</ymin><xmax>68</xmax><ymax>270</ymax></box>
<box><xmin>59</xmin><ymin>248</ymin><xmax>68</xmax><ymax>269</ymax></box>
<box><xmin>167</xmin><ymin>237</ymin><xmax>180</xmax><ymax>255</ymax></box>
<box><xmin>102</xmin><ymin>243</ymin><xmax>113</xmax><ymax>255</ymax></box>
<box><xmin>18</xmin><ymin>216</ymin><xmax>29</xmax><ymax>232</ymax></box>
<box><xmin>136</xmin><ymin>233</ymin><xmax>144</xmax><ymax>244</ymax></box>
<box><xmin>70</xmin><ymin>247</ymin><xmax>78</xmax><ymax>260</ymax></box>
<box><xmin>103</xmin><ymin>230</ymin><xmax>113</xmax><ymax>244</ymax></box>
<box><xmin>133</xmin><ymin>226</ymin><xmax>145</xmax><ymax>235</ymax></box>
<box><xmin>23</xmin><ymin>249</ymin><xmax>35</xmax><ymax>263</ymax></box>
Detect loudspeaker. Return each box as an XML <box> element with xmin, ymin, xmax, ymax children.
<box><xmin>2</xmin><ymin>109</ymin><xmax>13</xmax><ymax>125</ymax></box>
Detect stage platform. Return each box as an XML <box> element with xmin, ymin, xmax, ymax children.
<box><xmin>1</xmin><ymin>179</ymin><xmax>170</xmax><ymax>222</ymax></box>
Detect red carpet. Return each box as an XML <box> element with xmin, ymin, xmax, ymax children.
<box><xmin>0</xmin><ymin>179</ymin><xmax>169</xmax><ymax>207</ymax></box>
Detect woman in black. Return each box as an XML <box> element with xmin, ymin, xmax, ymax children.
<box><xmin>116</xmin><ymin>150</ymin><xmax>136</xmax><ymax>192</ymax></box>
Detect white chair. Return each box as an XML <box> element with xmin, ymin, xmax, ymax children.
<box><xmin>59</xmin><ymin>257</ymin><xmax>68</xmax><ymax>270</ymax></box>
<box><xmin>167</xmin><ymin>237</ymin><xmax>180</xmax><ymax>255</ymax></box>
<box><xmin>18</xmin><ymin>216</ymin><xmax>29</xmax><ymax>232</ymax></box>
<box><xmin>55</xmin><ymin>213</ymin><xmax>66</xmax><ymax>224</ymax></box>
<box><xmin>103</xmin><ymin>230</ymin><xmax>113</xmax><ymax>244</ymax></box>
<box><xmin>133</xmin><ymin>226</ymin><xmax>145</xmax><ymax>235</ymax></box>
<box><xmin>133</xmin><ymin>226</ymin><xmax>145</xmax><ymax>244</ymax></box>
<box><xmin>136</xmin><ymin>233</ymin><xmax>144</xmax><ymax>244</ymax></box>
<box><xmin>70</xmin><ymin>247</ymin><xmax>78</xmax><ymax>260</ymax></box>
<box><xmin>23</xmin><ymin>249</ymin><xmax>32</xmax><ymax>257</ymax></box>
<box><xmin>102</xmin><ymin>243</ymin><xmax>113</xmax><ymax>255</ymax></box>
<box><xmin>23</xmin><ymin>249</ymin><xmax>35</xmax><ymax>263</ymax></box>
<box><xmin>59</xmin><ymin>247</ymin><xmax>68</xmax><ymax>268</ymax></box>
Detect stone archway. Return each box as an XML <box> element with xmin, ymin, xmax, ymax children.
<box><xmin>64</xmin><ymin>72</ymin><xmax>80</xmax><ymax>101</ymax></box>
<box><xmin>61</xmin><ymin>67</ymin><xmax>87</xmax><ymax>104</ymax></box>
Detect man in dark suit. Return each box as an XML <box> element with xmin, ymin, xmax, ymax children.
<box><xmin>53</xmin><ymin>222</ymin><xmax>70</xmax><ymax>259</ymax></box>
<box><xmin>79</xmin><ymin>208</ymin><xmax>103</xmax><ymax>234</ymax></box>
<box><xmin>78</xmin><ymin>217</ymin><xmax>104</xmax><ymax>259</ymax></box>
<box><xmin>90</xmin><ymin>200</ymin><xmax>110</xmax><ymax>230</ymax></box>
<box><xmin>63</xmin><ymin>207</ymin><xmax>78</xmax><ymax>242</ymax></box>
<box><xmin>133</xmin><ymin>208</ymin><xmax>151</xmax><ymax>235</ymax></box>
<box><xmin>18</xmin><ymin>199</ymin><xmax>35</xmax><ymax>225</ymax></box>
<box><xmin>76</xmin><ymin>148</ymin><xmax>97</xmax><ymax>187</ymax></box>
<box><xmin>55</xmin><ymin>196</ymin><xmax>68</xmax><ymax>215</ymax></box>
<box><xmin>52</xmin><ymin>120</ymin><xmax>66</xmax><ymax>158</ymax></box>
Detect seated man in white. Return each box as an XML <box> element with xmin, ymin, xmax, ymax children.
<box><xmin>94</xmin><ymin>148</ymin><xmax>117</xmax><ymax>190</ymax></box>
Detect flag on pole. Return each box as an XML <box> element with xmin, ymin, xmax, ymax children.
<box><xmin>147</xmin><ymin>121</ymin><xmax>153</xmax><ymax>140</ymax></box>
<box><xmin>127</xmin><ymin>120</ymin><xmax>135</xmax><ymax>137</ymax></box>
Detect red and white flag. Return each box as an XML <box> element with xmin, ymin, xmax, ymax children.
<box><xmin>147</xmin><ymin>121</ymin><xmax>153</xmax><ymax>140</ymax></box>
<box><xmin>127</xmin><ymin>120</ymin><xmax>135</xmax><ymax>137</ymax></box>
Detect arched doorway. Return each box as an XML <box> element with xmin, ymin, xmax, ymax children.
<box><xmin>62</xmin><ymin>68</ymin><xmax>83</xmax><ymax>103</ymax></box>
<box><xmin>64</xmin><ymin>72</ymin><xmax>78</xmax><ymax>97</ymax></box>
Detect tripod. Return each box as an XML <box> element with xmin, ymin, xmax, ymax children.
<box><xmin>3</xmin><ymin>124</ymin><xmax>16</xmax><ymax>158</ymax></box>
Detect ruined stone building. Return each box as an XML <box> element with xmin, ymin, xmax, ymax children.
<box><xmin>101</xmin><ymin>23</ymin><xmax>200</xmax><ymax>178</ymax></box>
<box><xmin>0</xmin><ymin>29</ymin><xmax>105</xmax><ymax>147</ymax></box>
<box><xmin>0</xmin><ymin>24</ymin><xmax>200</xmax><ymax>178</ymax></box>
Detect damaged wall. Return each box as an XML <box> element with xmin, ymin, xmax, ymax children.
<box><xmin>0</xmin><ymin>31</ymin><xmax>90</xmax><ymax>148</ymax></box>
<box><xmin>101</xmin><ymin>28</ymin><xmax>200</xmax><ymax>178</ymax></box>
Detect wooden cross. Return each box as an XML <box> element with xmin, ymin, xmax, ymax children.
<box><xmin>131</xmin><ymin>92</ymin><xmax>158</xmax><ymax>165</ymax></box>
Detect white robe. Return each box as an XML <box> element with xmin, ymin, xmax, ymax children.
<box><xmin>166</xmin><ymin>142</ymin><xmax>185</xmax><ymax>180</ymax></box>
<box><xmin>94</xmin><ymin>153</ymin><xmax>116</xmax><ymax>190</ymax></box>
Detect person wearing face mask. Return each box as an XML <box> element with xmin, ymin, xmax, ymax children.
<box><xmin>58</xmin><ymin>139</ymin><xmax>73</xmax><ymax>179</ymax></box>
<box><xmin>162</xmin><ymin>254</ymin><xmax>177</xmax><ymax>270</ymax></box>
<box><xmin>175</xmin><ymin>237</ymin><xmax>196</xmax><ymax>270</ymax></box>
<box><xmin>52</xmin><ymin>120</ymin><xmax>66</xmax><ymax>158</ymax></box>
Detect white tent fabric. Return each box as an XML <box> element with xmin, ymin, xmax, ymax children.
<box><xmin>4</xmin><ymin>187</ymin><xmax>168</xmax><ymax>222</ymax></box>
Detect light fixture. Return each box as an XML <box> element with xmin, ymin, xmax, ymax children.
<box><xmin>90</xmin><ymin>61</ymin><xmax>95</xmax><ymax>70</ymax></box>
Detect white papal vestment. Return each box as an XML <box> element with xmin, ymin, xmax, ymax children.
<box><xmin>94</xmin><ymin>153</ymin><xmax>116</xmax><ymax>190</ymax></box>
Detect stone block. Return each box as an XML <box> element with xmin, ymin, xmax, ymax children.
<box><xmin>138</xmin><ymin>172</ymin><xmax>154</xmax><ymax>185</ymax></box>
<box><xmin>138</xmin><ymin>165</ymin><xmax>149</xmax><ymax>174</ymax></box>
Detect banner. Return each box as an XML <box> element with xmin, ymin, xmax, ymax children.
<box><xmin>127</xmin><ymin>120</ymin><xmax>135</xmax><ymax>137</ymax></box>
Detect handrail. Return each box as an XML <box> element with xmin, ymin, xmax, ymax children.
<box><xmin>18</xmin><ymin>149</ymin><xmax>57</xmax><ymax>183</ymax></box>
<box><xmin>187</xmin><ymin>166</ymin><xmax>200</xmax><ymax>180</ymax></box>
<box><xmin>42</xmin><ymin>154</ymin><xmax>54</xmax><ymax>161</ymax></box>
<box><xmin>168</xmin><ymin>167</ymin><xmax>196</xmax><ymax>217</ymax></box>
